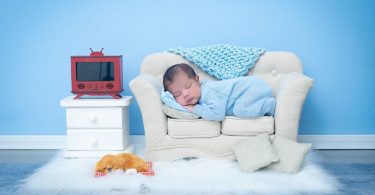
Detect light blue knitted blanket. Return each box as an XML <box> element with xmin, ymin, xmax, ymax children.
<box><xmin>167</xmin><ymin>44</ymin><xmax>266</xmax><ymax>80</ymax></box>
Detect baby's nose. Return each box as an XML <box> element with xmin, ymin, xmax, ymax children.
<box><xmin>182</xmin><ymin>91</ymin><xmax>189</xmax><ymax>98</ymax></box>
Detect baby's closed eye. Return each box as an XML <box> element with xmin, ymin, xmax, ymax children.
<box><xmin>185</xmin><ymin>82</ymin><xmax>192</xmax><ymax>89</ymax></box>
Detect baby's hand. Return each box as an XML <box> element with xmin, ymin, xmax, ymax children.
<box><xmin>183</xmin><ymin>105</ymin><xmax>195</xmax><ymax>112</ymax></box>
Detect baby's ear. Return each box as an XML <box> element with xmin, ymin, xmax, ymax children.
<box><xmin>196</xmin><ymin>75</ymin><xmax>199</xmax><ymax>81</ymax></box>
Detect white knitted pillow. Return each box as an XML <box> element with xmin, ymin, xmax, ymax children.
<box><xmin>267</xmin><ymin>136</ymin><xmax>312</xmax><ymax>173</ymax></box>
<box><xmin>232</xmin><ymin>134</ymin><xmax>279</xmax><ymax>172</ymax></box>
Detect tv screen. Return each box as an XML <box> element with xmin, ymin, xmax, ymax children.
<box><xmin>76</xmin><ymin>62</ymin><xmax>114</xmax><ymax>81</ymax></box>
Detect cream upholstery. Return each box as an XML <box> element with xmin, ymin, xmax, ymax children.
<box><xmin>129</xmin><ymin>51</ymin><xmax>314</xmax><ymax>161</ymax></box>
<box><xmin>221</xmin><ymin>116</ymin><xmax>274</xmax><ymax>136</ymax></box>
<box><xmin>168</xmin><ymin>118</ymin><xmax>221</xmax><ymax>138</ymax></box>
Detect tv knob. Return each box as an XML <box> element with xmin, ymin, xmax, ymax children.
<box><xmin>77</xmin><ymin>83</ymin><xmax>85</xmax><ymax>89</ymax></box>
<box><xmin>106</xmin><ymin>83</ymin><xmax>114</xmax><ymax>89</ymax></box>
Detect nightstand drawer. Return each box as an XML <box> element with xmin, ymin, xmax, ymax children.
<box><xmin>67</xmin><ymin>129</ymin><xmax>127</xmax><ymax>150</ymax></box>
<box><xmin>66</xmin><ymin>107</ymin><xmax>123</xmax><ymax>128</ymax></box>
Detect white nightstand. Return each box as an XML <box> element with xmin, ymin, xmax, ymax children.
<box><xmin>60</xmin><ymin>96</ymin><xmax>134</xmax><ymax>158</ymax></box>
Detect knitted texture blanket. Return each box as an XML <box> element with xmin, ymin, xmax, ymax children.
<box><xmin>167</xmin><ymin>44</ymin><xmax>266</xmax><ymax>80</ymax></box>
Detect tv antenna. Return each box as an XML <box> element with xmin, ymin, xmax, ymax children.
<box><xmin>90</xmin><ymin>48</ymin><xmax>104</xmax><ymax>56</ymax></box>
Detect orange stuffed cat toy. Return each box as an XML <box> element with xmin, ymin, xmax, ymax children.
<box><xmin>95</xmin><ymin>153</ymin><xmax>149</xmax><ymax>174</ymax></box>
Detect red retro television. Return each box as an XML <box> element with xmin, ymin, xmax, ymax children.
<box><xmin>71</xmin><ymin>48</ymin><xmax>123</xmax><ymax>99</ymax></box>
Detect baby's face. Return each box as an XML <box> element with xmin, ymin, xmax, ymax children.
<box><xmin>167</xmin><ymin>71</ymin><xmax>201</xmax><ymax>106</ymax></box>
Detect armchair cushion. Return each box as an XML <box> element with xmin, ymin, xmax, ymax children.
<box><xmin>221</xmin><ymin>116</ymin><xmax>274</xmax><ymax>136</ymax></box>
<box><xmin>167</xmin><ymin>118</ymin><xmax>220</xmax><ymax>138</ymax></box>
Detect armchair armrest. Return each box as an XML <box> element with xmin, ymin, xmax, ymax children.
<box><xmin>129</xmin><ymin>74</ymin><xmax>167</xmax><ymax>146</ymax></box>
<box><xmin>274</xmin><ymin>72</ymin><xmax>314</xmax><ymax>140</ymax></box>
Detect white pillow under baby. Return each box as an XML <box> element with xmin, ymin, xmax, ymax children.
<box><xmin>162</xmin><ymin>104</ymin><xmax>200</xmax><ymax>119</ymax></box>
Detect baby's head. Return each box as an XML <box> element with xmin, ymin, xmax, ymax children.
<box><xmin>163</xmin><ymin>63</ymin><xmax>201</xmax><ymax>106</ymax></box>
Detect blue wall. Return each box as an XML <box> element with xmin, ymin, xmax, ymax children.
<box><xmin>0</xmin><ymin>0</ymin><xmax>374</xmax><ymax>135</ymax></box>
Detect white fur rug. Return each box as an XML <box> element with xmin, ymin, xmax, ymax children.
<box><xmin>17</xmin><ymin>151</ymin><xmax>340</xmax><ymax>195</ymax></box>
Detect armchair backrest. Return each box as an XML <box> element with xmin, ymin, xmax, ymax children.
<box><xmin>140</xmin><ymin>51</ymin><xmax>303</xmax><ymax>90</ymax></box>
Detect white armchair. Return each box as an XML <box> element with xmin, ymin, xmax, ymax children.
<box><xmin>130</xmin><ymin>51</ymin><xmax>313</xmax><ymax>161</ymax></box>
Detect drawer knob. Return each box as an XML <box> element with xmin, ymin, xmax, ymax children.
<box><xmin>90</xmin><ymin>138</ymin><xmax>98</xmax><ymax>146</ymax></box>
<box><xmin>89</xmin><ymin>114</ymin><xmax>98</xmax><ymax>123</ymax></box>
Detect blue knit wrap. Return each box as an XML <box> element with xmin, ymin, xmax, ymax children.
<box><xmin>167</xmin><ymin>44</ymin><xmax>266</xmax><ymax>80</ymax></box>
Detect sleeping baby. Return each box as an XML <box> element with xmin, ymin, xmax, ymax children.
<box><xmin>161</xmin><ymin>63</ymin><xmax>276</xmax><ymax>121</ymax></box>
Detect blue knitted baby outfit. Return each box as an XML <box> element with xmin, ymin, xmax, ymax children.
<box><xmin>167</xmin><ymin>44</ymin><xmax>266</xmax><ymax>80</ymax></box>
